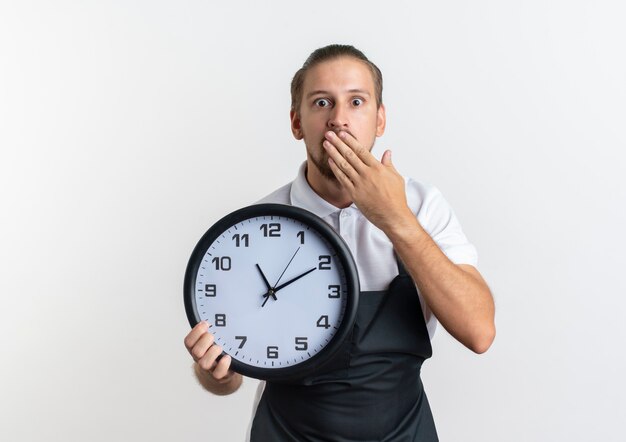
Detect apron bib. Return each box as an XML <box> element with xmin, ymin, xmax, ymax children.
<box><xmin>251</xmin><ymin>258</ymin><xmax>438</xmax><ymax>442</ymax></box>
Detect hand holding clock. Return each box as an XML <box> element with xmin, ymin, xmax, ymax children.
<box><xmin>184</xmin><ymin>321</ymin><xmax>241</xmax><ymax>394</ymax></box>
<box><xmin>184</xmin><ymin>204</ymin><xmax>359</xmax><ymax>380</ymax></box>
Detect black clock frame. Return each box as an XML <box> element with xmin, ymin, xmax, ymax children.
<box><xmin>184</xmin><ymin>203</ymin><xmax>360</xmax><ymax>381</ymax></box>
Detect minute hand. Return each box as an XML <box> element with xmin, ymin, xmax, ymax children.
<box><xmin>274</xmin><ymin>267</ymin><xmax>317</xmax><ymax>292</ymax></box>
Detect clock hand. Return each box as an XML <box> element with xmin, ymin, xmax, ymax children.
<box><xmin>261</xmin><ymin>290</ymin><xmax>274</xmax><ymax>307</ymax></box>
<box><xmin>256</xmin><ymin>264</ymin><xmax>272</xmax><ymax>290</ymax></box>
<box><xmin>258</xmin><ymin>263</ymin><xmax>277</xmax><ymax>308</ymax></box>
<box><xmin>274</xmin><ymin>267</ymin><xmax>317</xmax><ymax>292</ymax></box>
<box><xmin>260</xmin><ymin>247</ymin><xmax>305</xmax><ymax>308</ymax></box>
<box><xmin>273</xmin><ymin>247</ymin><xmax>300</xmax><ymax>288</ymax></box>
<box><xmin>260</xmin><ymin>267</ymin><xmax>316</xmax><ymax>307</ymax></box>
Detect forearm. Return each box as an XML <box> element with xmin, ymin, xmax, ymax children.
<box><xmin>193</xmin><ymin>362</ymin><xmax>243</xmax><ymax>396</ymax></box>
<box><xmin>386</xmin><ymin>213</ymin><xmax>495</xmax><ymax>353</ymax></box>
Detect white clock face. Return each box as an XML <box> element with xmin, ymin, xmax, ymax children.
<box><xmin>193</xmin><ymin>214</ymin><xmax>350</xmax><ymax>371</ymax></box>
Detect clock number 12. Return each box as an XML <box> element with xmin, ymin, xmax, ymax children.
<box><xmin>260</xmin><ymin>223</ymin><xmax>281</xmax><ymax>237</ymax></box>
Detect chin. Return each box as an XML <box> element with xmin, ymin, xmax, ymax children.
<box><xmin>309</xmin><ymin>153</ymin><xmax>338</xmax><ymax>182</ymax></box>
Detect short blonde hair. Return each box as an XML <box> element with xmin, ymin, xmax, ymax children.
<box><xmin>290</xmin><ymin>44</ymin><xmax>383</xmax><ymax>114</ymax></box>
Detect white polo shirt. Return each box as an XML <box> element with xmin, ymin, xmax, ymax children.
<box><xmin>245</xmin><ymin>161</ymin><xmax>478</xmax><ymax>440</ymax></box>
<box><xmin>256</xmin><ymin>161</ymin><xmax>478</xmax><ymax>336</ymax></box>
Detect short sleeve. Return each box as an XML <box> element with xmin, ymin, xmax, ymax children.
<box><xmin>408</xmin><ymin>179</ymin><xmax>478</xmax><ymax>267</ymax></box>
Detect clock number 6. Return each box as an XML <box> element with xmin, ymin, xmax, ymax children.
<box><xmin>267</xmin><ymin>346</ymin><xmax>279</xmax><ymax>359</ymax></box>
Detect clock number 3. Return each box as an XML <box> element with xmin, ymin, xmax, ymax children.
<box><xmin>327</xmin><ymin>285</ymin><xmax>340</xmax><ymax>298</ymax></box>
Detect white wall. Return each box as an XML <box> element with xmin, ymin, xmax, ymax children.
<box><xmin>1</xmin><ymin>1</ymin><xmax>624</xmax><ymax>441</ymax></box>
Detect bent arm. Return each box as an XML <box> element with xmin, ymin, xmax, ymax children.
<box><xmin>387</xmin><ymin>215</ymin><xmax>496</xmax><ymax>353</ymax></box>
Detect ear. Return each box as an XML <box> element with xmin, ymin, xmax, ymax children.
<box><xmin>290</xmin><ymin>110</ymin><xmax>304</xmax><ymax>140</ymax></box>
<box><xmin>375</xmin><ymin>104</ymin><xmax>386</xmax><ymax>137</ymax></box>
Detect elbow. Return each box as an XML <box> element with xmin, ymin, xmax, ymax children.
<box><xmin>470</xmin><ymin>324</ymin><xmax>496</xmax><ymax>354</ymax></box>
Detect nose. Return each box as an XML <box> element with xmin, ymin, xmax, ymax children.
<box><xmin>327</xmin><ymin>103</ymin><xmax>349</xmax><ymax>131</ymax></box>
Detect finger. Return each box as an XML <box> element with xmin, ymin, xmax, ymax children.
<box><xmin>337</xmin><ymin>131</ymin><xmax>377</xmax><ymax>167</ymax></box>
<box><xmin>197</xmin><ymin>344</ymin><xmax>223</xmax><ymax>373</ymax></box>
<box><xmin>328</xmin><ymin>157</ymin><xmax>355</xmax><ymax>191</ymax></box>
<box><xmin>212</xmin><ymin>354</ymin><xmax>233</xmax><ymax>380</ymax></box>
<box><xmin>323</xmin><ymin>139</ymin><xmax>359</xmax><ymax>182</ymax></box>
<box><xmin>381</xmin><ymin>149</ymin><xmax>393</xmax><ymax>167</ymax></box>
<box><xmin>324</xmin><ymin>131</ymin><xmax>367</xmax><ymax>175</ymax></box>
<box><xmin>190</xmin><ymin>332</ymin><xmax>216</xmax><ymax>361</ymax></box>
<box><xmin>184</xmin><ymin>321</ymin><xmax>210</xmax><ymax>351</ymax></box>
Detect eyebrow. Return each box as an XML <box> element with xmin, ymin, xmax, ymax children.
<box><xmin>306</xmin><ymin>89</ymin><xmax>371</xmax><ymax>98</ymax></box>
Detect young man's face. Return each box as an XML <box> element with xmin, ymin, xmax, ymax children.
<box><xmin>291</xmin><ymin>56</ymin><xmax>386</xmax><ymax>181</ymax></box>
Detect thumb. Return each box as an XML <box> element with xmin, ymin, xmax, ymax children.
<box><xmin>381</xmin><ymin>149</ymin><xmax>393</xmax><ymax>166</ymax></box>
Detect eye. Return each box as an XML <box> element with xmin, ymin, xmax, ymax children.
<box><xmin>315</xmin><ymin>98</ymin><xmax>332</xmax><ymax>108</ymax></box>
<box><xmin>352</xmin><ymin>98</ymin><xmax>363</xmax><ymax>106</ymax></box>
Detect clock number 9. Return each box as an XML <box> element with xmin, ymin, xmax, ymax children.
<box><xmin>260</xmin><ymin>223</ymin><xmax>281</xmax><ymax>237</ymax></box>
<box><xmin>267</xmin><ymin>346</ymin><xmax>279</xmax><ymax>359</ymax></box>
<box><xmin>204</xmin><ymin>284</ymin><xmax>216</xmax><ymax>297</ymax></box>
<box><xmin>318</xmin><ymin>255</ymin><xmax>331</xmax><ymax>270</ymax></box>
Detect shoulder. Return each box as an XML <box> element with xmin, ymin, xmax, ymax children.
<box><xmin>254</xmin><ymin>182</ymin><xmax>292</xmax><ymax>205</ymax></box>
<box><xmin>404</xmin><ymin>176</ymin><xmax>479</xmax><ymax>266</ymax></box>
<box><xmin>404</xmin><ymin>177</ymin><xmax>446</xmax><ymax>218</ymax></box>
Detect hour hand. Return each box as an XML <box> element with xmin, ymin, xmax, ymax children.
<box><xmin>256</xmin><ymin>264</ymin><xmax>272</xmax><ymax>290</ymax></box>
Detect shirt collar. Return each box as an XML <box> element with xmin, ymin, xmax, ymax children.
<box><xmin>290</xmin><ymin>162</ymin><xmax>344</xmax><ymax>218</ymax></box>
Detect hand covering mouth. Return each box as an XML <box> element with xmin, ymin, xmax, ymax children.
<box><xmin>324</xmin><ymin>129</ymin><xmax>355</xmax><ymax>141</ymax></box>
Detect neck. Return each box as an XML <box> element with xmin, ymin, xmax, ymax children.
<box><xmin>305</xmin><ymin>160</ymin><xmax>353</xmax><ymax>209</ymax></box>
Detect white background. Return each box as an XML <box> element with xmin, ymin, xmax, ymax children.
<box><xmin>1</xmin><ymin>1</ymin><xmax>624</xmax><ymax>441</ymax></box>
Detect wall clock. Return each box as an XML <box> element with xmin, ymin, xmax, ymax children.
<box><xmin>184</xmin><ymin>204</ymin><xmax>359</xmax><ymax>381</ymax></box>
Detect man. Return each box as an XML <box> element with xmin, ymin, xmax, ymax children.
<box><xmin>184</xmin><ymin>44</ymin><xmax>495</xmax><ymax>441</ymax></box>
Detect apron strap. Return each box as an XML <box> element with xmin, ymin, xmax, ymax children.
<box><xmin>394</xmin><ymin>251</ymin><xmax>409</xmax><ymax>277</ymax></box>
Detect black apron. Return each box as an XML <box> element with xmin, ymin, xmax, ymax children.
<box><xmin>250</xmin><ymin>258</ymin><xmax>438</xmax><ymax>442</ymax></box>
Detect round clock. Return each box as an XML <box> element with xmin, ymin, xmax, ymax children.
<box><xmin>184</xmin><ymin>203</ymin><xmax>359</xmax><ymax>381</ymax></box>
